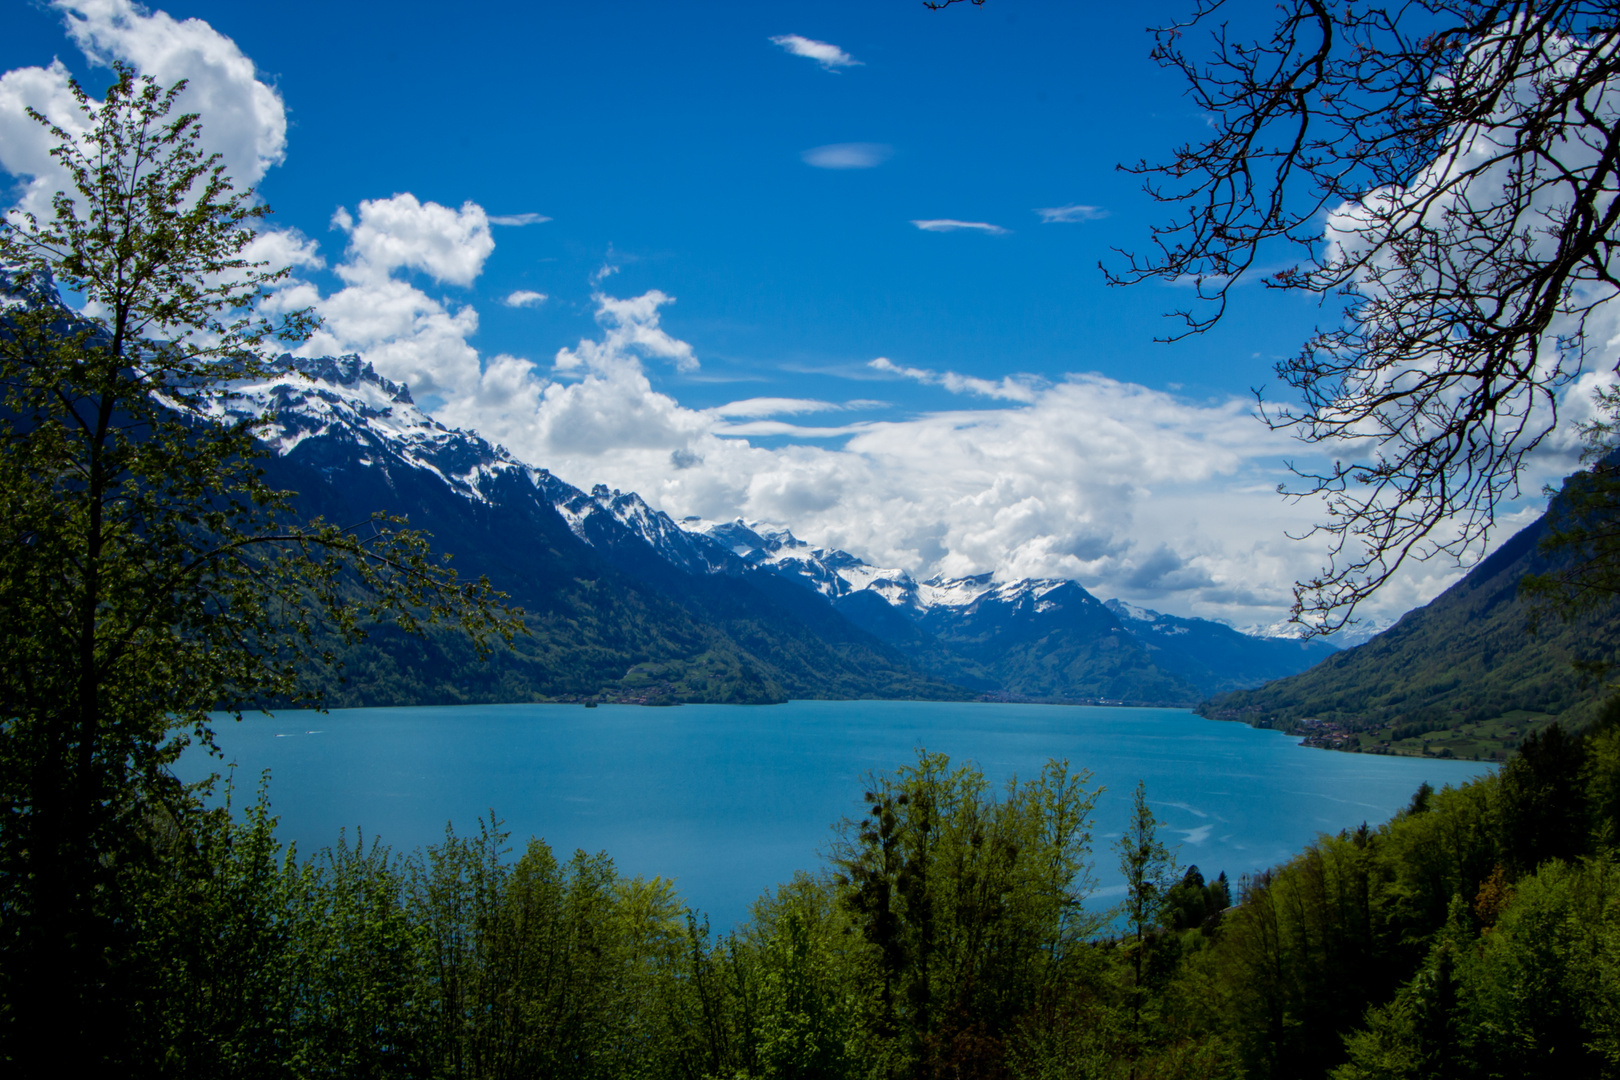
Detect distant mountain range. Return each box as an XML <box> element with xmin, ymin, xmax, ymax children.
<box><xmin>213</xmin><ymin>354</ymin><xmax>1338</xmax><ymax>706</ymax></box>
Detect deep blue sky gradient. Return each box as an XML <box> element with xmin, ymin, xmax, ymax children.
<box><xmin>1</xmin><ymin>0</ymin><xmax>1326</xmax><ymax>414</ymax></box>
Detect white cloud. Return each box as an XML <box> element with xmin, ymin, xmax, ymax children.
<box><xmin>504</xmin><ymin>290</ymin><xmax>548</xmax><ymax>308</ymax></box>
<box><xmin>256</xmin><ymin>238</ymin><xmax>1503</xmax><ymax>628</ymax></box>
<box><xmin>554</xmin><ymin>290</ymin><xmax>697</xmax><ymax>374</ymax></box>
<box><xmin>287</xmin><ymin>194</ymin><xmax>500</xmax><ymax>401</ymax></box>
<box><xmin>300</xmin><ymin>275</ymin><xmax>483</xmax><ymax>401</ymax></box>
<box><xmin>710</xmin><ymin>419</ymin><xmax>868</xmax><ymax>438</ymax></box>
<box><xmin>770</xmin><ymin>34</ymin><xmax>862</xmax><ymax>70</ymax></box>
<box><xmin>488</xmin><ymin>212</ymin><xmax>551</xmax><ymax>226</ymax></box>
<box><xmin>911</xmin><ymin>219</ymin><xmax>1009</xmax><ymax>235</ymax></box>
<box><xmin>498</xmin><ymin>347</ymin><xmax>1351</xmax><ymax>625</ymax></box>
<box><xmin>399</xmin><ymin>288</ymin><xmax>1333</xmax><ymax>625</ymax></box>
<box><xmin>868</xmin><ymin>357</ymin><xmax>1039</xmax><ymax>403</ymax></box>
<box><xmin>0</xmin><ymin>0</ymin><xmax>287</xmax><ymax>220</ymax></box>
<box><xmin>1036</xmin><ymin>204</ymin><xmax>1109</xmax><ymax>223</ymax></box>
<box><xmin>333</xmin><ymin>194</ymin><xmax>493</xmax><ymax>287</ymax></box>
<box><xmin>242</xmin><ymin>227</ymin><xmax>324</xmax><ymax>275</ymax></box>
<box><xmin>802</xmin><ymin>143</ymin><xmax>891</xmax><ymax>169</ymax></box>
<box><xmin>0</xmin><ymin>60</ymin><xmax>89</xmax><ymax>219</ymax></box>
<box><xmin>712</xmin><ymin>397</ymin><xmax>842</xmax><ymax>418</ymax></box>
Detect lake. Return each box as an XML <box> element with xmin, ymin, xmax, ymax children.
<box><xmin>178</xmin><ymin>700</ymin><xmax>1492</xmax><ymax>929</ymax></box>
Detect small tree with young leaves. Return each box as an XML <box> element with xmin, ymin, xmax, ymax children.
<box><xmin>0</xmin><ymin>66</ymin><xmax>517</xmax><ymax>1072</ymax></box>
<box><xmin>832</xmin><ymin>751</ymin><xmax>1103</xmax><ymax>1078</ymax></box>
<box><xmin>1114</xmin><ymin>780</ymin><xmax>1177</xmax><ymax>1068</ymax></box>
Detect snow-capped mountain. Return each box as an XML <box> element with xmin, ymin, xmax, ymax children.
<box><xmin>207</xmin><ymin>355</ymin><xmax>962</xmax><ymax>705</ymax></box>
<box><xmin>671</xmin><ymin>515</ymin><xmax>1339</xmax><ymax>697</ymax></box>
<box><xmin>218</xmin><ymin>354</ymin><xmax>533</xmax><ymax>502</ymax></box>
<box><xmin>681</xmin><ymin>521</ymin><xmax>1104</xmax><ymax>621</ymax></box>
<box><xmin>215</xmin><ymin>355</ymin><xmax>1335</xmax><ymax>704</ymax></box>
<box><xmin>545</xmin><ymin>484</ymin><xmax>737</xmax><ymax>577</ymax></box>
<box><xmin>1104</xmin><ymin>600</ymin><xmax>1340</xmax><ymax>695</ymax></box>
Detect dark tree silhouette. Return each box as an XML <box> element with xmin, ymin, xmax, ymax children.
<box><xmin>1109</xmin><ymin>0</ymin><xmax>1620</xmax><ymax>631</ymax></box>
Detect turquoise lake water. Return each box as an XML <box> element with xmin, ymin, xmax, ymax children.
<box><xmin>177</xmin><ymin>701</ymin><xmax>1491</xmax><ymax>929</ymax></box>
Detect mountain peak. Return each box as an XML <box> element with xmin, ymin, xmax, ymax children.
<box><xmin>274</xmin><ymin>353</ymin><xmax>414</xmax><ymax>404</ymax></box>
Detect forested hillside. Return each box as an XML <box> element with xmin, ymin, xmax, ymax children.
<box><xmin>1199</xmin><ymin>513</ymin><xmax>1620</xmax><ymax>758</ymax></box>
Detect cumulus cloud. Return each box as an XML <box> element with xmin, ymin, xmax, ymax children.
<box><xmin>254</xmin><ymin>238</ymin><xmax>1409</xmax><ymax>626</ymax></box>
<box><xmin>300</xmin><ymin>276</ymin><xmax>483</xmax><ymax>401</ymax></box>
<box><xmin>802</xmin><ymin>142</ymin><xmax>891</xmax><ymax>169</ymax></box>
<box><xmin>911</xmin><ymin>219</ymin><xmax>1009</xmax><ymax>235</ymax></box>
<box><xmin>770</xmin><ymin>34</ymin><xmax>861</xmax><ymax>70</ymax></box>
<box><xmin>504</xmin><ymin>290</ymin><xmax>548</xmax><ymax>308</ymax></box>
<box><xmin>1036</xmin><ymin>204</ymin><xmax>1108</xmax><ymax>223</ymax></box>
<box><xmin>246</xmin><ymin>218</ymin><xmax>1493</xmax><ymax>629</ymax></box>
<box><xmin>243</xmin><ymin>227</ymin><xmax>324</xmax><ymax>275</ymax></box>
<box><xmin>488</xmin><ymin>212</ymin><xmax>551</xmax><ymax>226</ymax></box>
<box><xmin>502</xmin><ymin>349</ymin><xmax>1347</xmax><ymax>625</ymax></box>
<box><xmin>0</xmin><ymin>0</ymin><xmax>286</xmax><ymax>221</ymax></box>
<box><xmin>332</xmin><ymin>194</ymin><xmax>493</xmax><ymax>287</ymax></box>
<box><xmin>399</xmin><ymin>285</ymin><xmax>1329</xmax><ymax>625</ymax></box>
<box><xmin>284</xmin><ymin>195</ymin><xmax>500</xmax><ymax>401</ymax></box>
<box><xmin>553</xmin><ymin>290</ymin><xmax>699</xmax><ymax>375</ymax></box>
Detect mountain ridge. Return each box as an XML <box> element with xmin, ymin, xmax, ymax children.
<box><xmin>216</xmin><ymin>353</ymin><xmax>1339</xmax><ymax>706</ymax></box>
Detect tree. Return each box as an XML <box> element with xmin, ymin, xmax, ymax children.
<box><xmin>1103</xmin><ymin>0</ymin><xmax>1620</xmax><ymax>631</ymax></box>
<box><xmin>0</xmin><ymin>65</ymin><xmax>516</xmax><ymax>1071</ymax></box>
<box><xmin>1522</xmin><ymin>403</ymin><xmax>1620</xmax><ymax>618</ymax></box>
<box><xmin>1113</xmin><ymin>780</ymin><xmax>1177</xmax><ymax>1054</ymax></box>
<box><xmin>831</xmin><ymin>751</ymin><xmax>1102</xmax><ymax>1078</ymax></box>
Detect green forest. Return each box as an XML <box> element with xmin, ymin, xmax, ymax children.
<box><xmin>14</xmin><ymin>720</ymin><xmax>1616</xmax><ymax>1079</ymax></box>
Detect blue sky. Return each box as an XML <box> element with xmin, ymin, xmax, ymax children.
<box><xmin>0</xmin><ymin>0</ymin><xmax>1558</xmax><ymax>631</ymax></box>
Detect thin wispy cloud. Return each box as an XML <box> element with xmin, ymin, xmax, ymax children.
<box><xmin>712</xmin><ymin>397</ymin><xmax>842</xmax><ymax>418</ymax></box>
<box><xmin>911</xmin><ymin>219</ymin><xmax>1009</xmax><ymax>235</ymax></box>
<box><xmin>1035</xmin><ymin>204</ymin><xmax>1108</xmax><ymax>224</ymax></box>
<box><xmin>712</xmin><ymin>420</ymin><xmax>869</xmax><ymax>439</ymax></box>
<box><xmin>504</xmin><ymin>290</ymin><xmax>548</xmax><ymax>308</ymax></box>
<box><xmin>868</xmin><ymin>357</ymin><xmax>1038</xmax><ymax>403</ymax></box>
<box><xmin>802</xmin><ymin>143</ymin><xmax>892</xmax><ymax>169</ymax></box>
<box><xmin>489</xmin><ymin>212</ymin><xmax>552</xmax><ymax>226</ymax></box>
<box><xmin>770</xmin><ymin>34</ymin><xmax>861</xmax><ymax>70</ymax></box>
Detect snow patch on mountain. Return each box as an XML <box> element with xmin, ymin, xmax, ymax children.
<box><xmin>217</xmin><ymin>354</ymin><xmax>528</xmax><ymax>502</ymax></box>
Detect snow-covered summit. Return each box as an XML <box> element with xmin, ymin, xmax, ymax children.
<box><xmin>223</xmin><ymin>356</ymin><xmax>747</xmax><ymax>576</ymax></box>
<box><xmin>688</xmin><ymin>519</ymin><xmax>923</xmax><ymax>602</ymax></box>
<box><xmin>546</xmin><ymin>483</ymin><xmax>736</xmax><ymax>575</ymax></box>
<box><xmin>675</xmin><ymin>518</ymin><xmax>1093</xmax><ymax>619</ymax></box>
<box><xmin>218</xmin><ymin>354</ymin><xmax>528</xmax><ymax>503</ymax></box>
